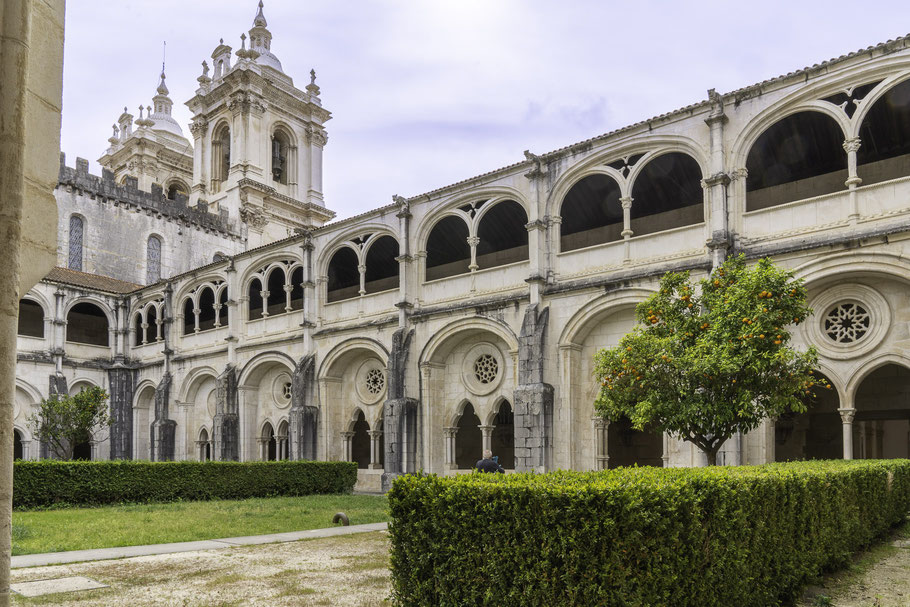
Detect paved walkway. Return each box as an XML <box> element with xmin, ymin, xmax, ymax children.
<box><xmin>11</xmin><ymin>521</ymin><xmax>388</xmax><ymax>569</ymax></box>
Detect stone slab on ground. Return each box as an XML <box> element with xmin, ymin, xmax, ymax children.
<box><xmin>11</xmin><ymin>576</ymin><xmax>107</xmax><ymax>597</ymax></box>
<box><xmin>12</xmin><ymin>522</ymin><xmax>388</xmax><ymax>568</ymax></box>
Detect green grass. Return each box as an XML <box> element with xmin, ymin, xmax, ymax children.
<box><xmin>11</xmin><ymin>494</ymin><xmax>388</xmax><ymax>555</ymax></box>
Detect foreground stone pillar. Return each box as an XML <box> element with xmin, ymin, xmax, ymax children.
<box><xmin>513</xmin><ymin>305</ymin><xmax>554</xmax><ymax>472</ymax></box>
<box><xmin>107</xmin><ymin>366</ymin><xmax>135</xmax><ymax>459</ymax></box>
<box><xmin>838</xmin><ymin>408</ymin><xmax>855</xmax><ymax>460</ymax></box>
<box><xmin>150</xmin><ymin>374</ymin><xmax>176</xmax><ymax>461</ymax></box>
<box><xmin>213</xmin><ymin>365</ymin><xmax>239</xmax><ymax>461</ymax></box>
<box><xmin>443</xmin><ymin>427</ymin><xmax>458</xmax><ymax>470</ymax></box>
<box><xmin>382</xmin><ymin>328</ymin><xmax>417</xmax><ymax>492</ymax></box>
<box><xmin>592</xmin><ymin>417</ymin><xmax>609</xmax><ymax>470</ymax></box>
<box><xmin>289</xmin><ymin>354</ymin><xmax>318</xmax><ymax>461</ymax></box>
<box><xmin>340</xmin><ymin>432</ymin><xmax>354</xmax><ymax>462</ymax></box>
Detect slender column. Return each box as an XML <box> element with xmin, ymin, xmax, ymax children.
<box><xmin>467</xmin><ymin>236</ymin><xmax>480</xmax><ymax>272</ymax></box>
<box><xmin>592</xmin><ymin>417</ymin><xmax>609</xmax><ymax>470</ymax></box>
<box><xmin>368</xmin><ymin>430</ymin><xmax>383</xmax><ymax>469</ymax></box>
<box><xmin>838</xmin><ymin>408</ymin><xmax>855</xmax><ymax>460</ymax></box>
<box><xmin>358</xmin><ymin>264</ymin><xmax>366</xmax><ymax>297</ymax></box>
<box><xmin>213</xmin><ymin>304</ymin><xmax>222</xmax><ymax>328</ymax></box>
<box><xmin>479</xmin><ymin>425</ymin><xmax>494</xmax><ymax>453</ymax></box>
<box><xmin>443</xmin><ymin>427</ymin><xmax>458</xmax><ymax>470</ymax></box>
<box><xmin>192</xmin><ymin>308</ymin><xmax>200</xmax><ymax>333</ymax></box>
<box><xmin>843</xmin><ymin>138</ymin><xmax>862</xmax><ymax>224</ymax></box>
<box><xmin>662</xmin><ymin>432</ymin><xmax>671</xmax><ymax>467</ymax></box>
<box><xmin>283</xmin><ymin>284</ymin><xmax>292</xmax><ymax>313</ymax></box>
<box><xmin>340</xmin><ymin>431</ymin><xmax>354</xmax><ymax>462</ymax></box>
<box><xmin>620</xmin><ymin>197</ymin><xmax>633</xmax><ymax>262</ymax></box>
<box><xmin>140</xmin><ymin>321</ymin><xmax>149</xmax><ymax>345</ymax></box>
<box><xmin>260</xmin><ymin>290</ymin><xmax>269</xmax><ymax>318</ymax></box>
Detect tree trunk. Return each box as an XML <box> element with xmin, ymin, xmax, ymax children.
<box><xmin>704</xmin><ymin>448</ymin><xmax>718</xmax><ymax>466</ymax></box>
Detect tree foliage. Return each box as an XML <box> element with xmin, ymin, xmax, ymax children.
<box><xmin>28</xmin><ymin>386</ymin><xmax>110</xmax><ymax>460</ymax></box>
<box><xmin>593</xmin><ymin>255</ymin><xmax>827</xmax><ymax>465</ymax></box>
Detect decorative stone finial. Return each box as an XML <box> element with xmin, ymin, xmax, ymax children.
<box><xmin>306</xmin><ymin>69</ymin><xmax>321</xmax><ymax>97</ymax></box>
<box><xmin>202</xmin><ymin>60</ymin><xmax>209</xmax><ymax>77</ymax></box>
<box><xmin>253</xmin><ymin>0</ymin><xmax>267</xmax><ymax>28</ymax></box>
<box><xmin>310</xmin><ymin>69</ymin><xmax>316</xmax><ymax>86</ymax></box>
<box><xmin>157</xmin><ymin>67</ymin><xmax>169</xmax><ymax>96</ymax></box>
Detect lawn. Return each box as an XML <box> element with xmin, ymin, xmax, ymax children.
<box><xmin>12</xmin><ymin>494</ymin><xmax>388</xmax><ymax>555</ymax></box>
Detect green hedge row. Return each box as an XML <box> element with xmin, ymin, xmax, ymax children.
<box><xmin>14</xmin><ymin>460</ymin><xmax>358</xmax><ymax>509</ymax></box>
<box><xmin>388</xmin><ymin>460</ymin><xmax>910</xmax><ymax>607</ymax></box>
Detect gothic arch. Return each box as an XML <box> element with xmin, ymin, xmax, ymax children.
<box><xmin>558</xmin><ymin>288</ymin><xmax>656</xmax><ymax>347</ymax></box>
<box><xmin>318</xmin><ymin>337</ymin><xmax>389</xmax><ymax>381</ymax></box>
<box><xmin>420</xmin><ymin>316</ymin><xmax>520</xmax><ymax>366</ymax></box>
<box><xmin>176</xmin><ymin>366</ymin><xmax>220</xmax><ymax>404</ymax></box>
<box><xmin>414</xmin><ymin>186</ymin><xmax>528</xmax><ymax>249</ymax></box>
<box><xmin>844</xmin><ymin>352</ymin><xmax>910</xmax><ymax>404</ymax></box>
<box><xmin>627</xmin><ymin>150</ymin><xmax>705</xmax><ymax>235</ymax></box>
<box><xmin>238</xmin><ymin>351</ymin><xmax>296</xmax><ymax>388</ymax></box>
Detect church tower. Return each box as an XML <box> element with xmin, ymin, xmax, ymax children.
<box><xmin>98</xmin><ymin>67</ymin><xmax>194</xmax><ymax>199</ymax></box>
<box><xmin>186</xmin><ymin>1</ymin><xmax>334</xmax><ymax>247</ymax></box>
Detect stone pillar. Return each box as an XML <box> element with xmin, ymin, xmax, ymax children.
<box><xmin>479</xmin><ymin>425</ymin><xmax>494</xmax><ymax>453</ymax></box>
<box><xmin>838</xmin><ymin>408</ymin><xmax>855</xmax><ymax>460</ymax></box>
<box><xmin>213</xmin><ymin>365</ymin><xmax>239</xmax><ymax>461</ymax></box>
<box><xmin>592</xmin><ymin>417</ymin><xmax>609</xmax><ymax>470</ymax></box>
<box><xmin>340</xmin><ymin>432</ymin><xmax>354</xmax><ymax>462</ymax></box>
<box><xmin>368</xmin><ymin>430</ymin><xmax>383</xmax><ymax>469</ymax></box>
<box><xmin>107</xmin><ymin>366</ymin><xmax>135</xmax><ymax>460</ymax></box>
<box><xmin>382</xmin><ymin>328</ymin><xmax>417</xmax><ymax>492</ymax></box>
<box><xmin>443</xmin><ymin>426</ymin><xmax>458</xmax><ymax>470</ymax></box>
<box><xmin>620</xmin><ymin>197</ymin><xmax>633</xmax><ymax>262</ymax></box>
<box><xmin>513</xmin><ymin>304</ymin><xmax>554</xmax><ymax>472</ymax></box>
<box><xmin>289</xmin><ymin>354</ymin><xmax>318</xmax><ymax>461</ymax></box>
<box><xmin>843</xmin><ymin>138</ymin><xmax>862</xmax><ymax>225</ymax></box>
<box><xmin>150</xmin><ymin>373</ymin><xmax>176</xmax><ymax>461</ymax></box>
<box><xmin>703</xmin><ymin>89</ymin><xmax>731</xmax><ymax>268</ymax></box>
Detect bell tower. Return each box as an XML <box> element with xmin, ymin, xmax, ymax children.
<box><xmin>186</xmin><ymin>1</ymin><xmax>334</xmax><ymax>248</ymax></box>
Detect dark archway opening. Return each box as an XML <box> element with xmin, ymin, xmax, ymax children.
<box><xmin>630</xmin><ymin>152</ymin><xmax>703</xmax><ymax>236</ymax></box>
<box><xmin>364</xmin><ymin>236</ymin><xmax>400</xmax><ymax>294</ymax></box>
<box><xmin>476</xmin><ymin>200</ymin><xmax>529</xmax><ymax>269</ymax></box>
<box><xmin>263</xmin><ymin>422</ymin><xmax>277</xmax><ymax>461</ymax></box>
<box><xmin>455</xmin><ymin>402</ymin><xmax>483</xmax><ymax>469</ymax></box>
<box><xmin>290</xmin><ymin>267</ymin><xmax>303</xmax><ymax>311</ymax></box>
<box><xmin>853</xmin><ymin>364</ymin><xmax>910</xmax><ymax>459</ymax></box>
<box><xmin>858</xmin><ymin>79</ymin><xmax>910</xmax><ymax>186</ymax></box>
<box><xmin>607</xmin><ymin>415</ymin><xmax>663</xmax><ymax>468</ymax></box>
<box><xmin>490</xmin><ymin>400</ymin><xmax>514</xmax><ymax>469</ymax></box>
<box><xmin>351</xmin><ymin>410</ymin><xmax>370</xmax><ymax>469</ymax></box>
<box><xmin>426</xmin><ymin>216</ymin><xmax>470</xmax><ymax>281</ymax></box>
<box><xmin>746</xmin><ymin>111</ymin><xmax>847</xmax><ymax>210</ymax></box>
<box><xmin>560</xmin><ymin>174</ymin><xmax>623</xmax><ymax>252</ymax></box>
<box><xmin>73</xmin><ymin>441</ymin><xmax>92</xmax><ymax>461</ymax></box>
<box><xmin>183</xmin><ymin>298</ymin><xmax>195</xmax><ymax>335</ymax></box>
<box><xmin>66</xmin><ymin>303</ymin><xmax>109</xmax><ymax>346</ymax></box>
<box><xmin>217</xmin><ymin>289</ymin><xmax>229</xmax><ymax>326</ymax></box>
<box><xmin>198</xmin><ymin>287</ymin><xmax>216</xmax><ymax>331</ymax></box>
<box><xmin>775</xmin><ymin>372</ymin><xmax>842</xmax><ymax>461</ymax></box>
<box><xmin>13</xmin><ymin>430</ymin><xmax>23</xmax><ymax>460</ymax></box>
<box><xmin>248</xmin><ymin>278</ymin><xmax>264</xmax><ymax>320</ymax></box>
<box><xmin>17</xmin><ymin>299</ymin><xmax>44</xmax><ymax>338</ymax></box>
<box><xmin>145</xmin><ymin>306</ymin><xmax>158</xmax><ymax>343</ymax></box>
<box><xmin>266</xmin><ymin>268</ymin><xmax>287</xmax><ymax>316</ymax></box>
<box><xmin>327</xmin><ymin>247</ymin><xmax>360</xmax><ymax>303</ymax></box>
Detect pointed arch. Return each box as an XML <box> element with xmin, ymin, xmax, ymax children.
<box><xmin>559</xmin><ymin>173</ymin><xmax>623</xmax><ymax>252</ymax></box>
<box><xmin>629</xmin><ymin>151</ymin><xmax>704</xmax><ymax>236</ymax></box>
<box><xmin>857</xmin><ymin>76</ymin><xmax>910</xmax><ymax>186</ymax></box>
<box><xmin>475</xmin><ymin>199</ymin><xmax>529</xmax><ymax>269</ymax></box>
<box><xmin>425</xmin><ymin>215</ymin><xmax>471</xmax><ymax>281</ymax></box>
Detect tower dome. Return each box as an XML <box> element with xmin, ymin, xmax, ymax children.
<box><xmin>148</xmin><ymin>67</ymin><xmax>186</xmax><ymax>138</ymax></box>
<box><xmin>249</xmin><ymin>1</ymin><xmax>283</xmax><ymax>72</ymax></box>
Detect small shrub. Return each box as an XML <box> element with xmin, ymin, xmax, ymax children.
<box><xmin>14</xmin><ymin>460</ymin><xmax>357</xmax><ymax>509</ymax></box>
<box><xmin>388</xmin><ymin>460</ymin><xmax>910</xmax><ymax>607</ymax></box>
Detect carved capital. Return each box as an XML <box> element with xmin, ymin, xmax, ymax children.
<box><xmin>305</xmin><ymin>125</ymin><xmax>328</xmax><ymax>147</ymax></box>
<box><xmin>838</xmin><ymin>407</ymin><xmax>856</xmax><ymax>424</ymax></box>
<box><xmin>730</xmin><ymin>167</ymin><xmax>749</xmax><ymax>181</ymax></box>
<box><xmin>239</xmin><ymin>203</ymin><xmax>269</xmax><ymax>229</ymax></box>
<box><xmin>842</xmin><ymin>137</ymin><xmax>862</xmax><ymax>154</ymax></box>
<box><xmin>189</xmin><ymin>118</ymin><xmax>209</xmax><ymax>139</ymax></box>
<box><xmin>619</xmin><ymin>196</ymin><xmax>633</xmax><ymax>210</ymax></box>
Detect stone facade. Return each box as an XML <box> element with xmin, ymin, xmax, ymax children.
<box><xmin>13</xmin><ymin>4</ymin><xmax>910</xmax><ymax>485</ymax></box>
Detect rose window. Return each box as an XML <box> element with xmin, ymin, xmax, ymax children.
<box><xmin>473</xmin><ymin>354</ymin><xmax>499</xmax><ymax>384</ymax></box>
<box><xmin>365</xmin><ymin>369</ymin><xmax>385</xmax><ymax>395</ymax></box>
<box><xmin>824</xmin><ymin>302</ymin><xmax>871</xmax><ymax>344</ymax></box>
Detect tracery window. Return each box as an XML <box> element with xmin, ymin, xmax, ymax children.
<box><xmin>68</xmin><ymin>215</ymin><xmax>84</xmax><ymax>271</ymax></box>
<box><xmin>146</xmin><ymin>235</ymin><xmax>162</xmax><ymax>284</ymax></box>
<box><xmin>824</xmin><ymin>302</ymin><xmax>871</xmax><ymax>344</ymax></box>
<box><xmin>473</xmin><ymin>354</ymin><xmax>499</xmax><ymax>385</ymax></box>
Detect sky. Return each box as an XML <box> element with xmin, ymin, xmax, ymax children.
<box><xmin>61</xmin><ymin>1</ymin><xmax>910</xmax><ymax>220</ymax></box>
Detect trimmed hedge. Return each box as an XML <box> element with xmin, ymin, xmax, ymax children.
<box><xmin>14</xmin><ymin>460</ymin><xmax>357</xmax><ymax>509</ymax></box>
<box><xmin>389</xmin><ymin>460</ymin><xmax>910</xmax><ymax>607</ymax></box>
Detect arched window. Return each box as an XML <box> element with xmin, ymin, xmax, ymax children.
<box><xmin>426</xmin><ymin>216</ymin><xmax>470</xmax><ymax>281</ymax></box>
<box><xmin>261</xmin><ymin>422</ymin><xmax>277</xmax><ymax>461</ymax></box>
<box><xmin>630</xmin><ymin>153</ymin><xmax>704</xmax><ymax>236</ymax></box>
<box><xmin>197</xmin><ymin>287</ymin><xmax>216</xmax><ymax>332</ymax></box>
<box><xmin>265</xmin><ymin>268</ymin><xmax>287</xmax><ymax>316</ymax></box>
<box><xmin>746</xmin><ymin>111</ymin><xmax>846</xmax><ymax>210</ymax></box>
<box><xmin>211</xmin><ymin>123</ymin><xmax>231</xmax><ymax>192</ymax></box>
<box><xmin>166</xmin><ymin>181</ymin><xmax>187</xmax><ymax>201</ymax></box>
<box><xmin>183</xmin><ymin>298</ymin><xmax>195</xmax><ymax>335</ymax></box>
<box><xmin>455</xmin><ymin>403</ymin><xmax>482</xmax><ymax>469</ymax></box>
<box><xmin>560</xmin><ymin>174</ymin><xmax>623</xmax><ymax>252</ymax></box>
<box><xmin>13</xmin><ymin>430</ymin><xmax>23</xmax><ymax>460</ymax></box>
<box><xmin>476</xmin><ymin>200</ymin><xmax>529</xmax><ymax>269</ymax></box>
<box><xmin>248</xmin><ymin>278</ymin><xmax>264</xmax><ymax>320</ymax></box>
<box><xmin>146</xmin><ymin>235</ymin><xmax>162</xmax><ymax>284</ymax></box>
<box><xmin>66</xmin><ymin>302</ymin><xmax>109</xmax><ymax>346</ymax></box>
<box><xmin>351</xmin><ymin>411</ymin><xmax>370</xmax><ymax>469</ymax></box>
<box><xmin>198</xmin><ymin>428</ymin><xmax>211</xmax><ymax>462</ymax></box>
<box><xmin>217</xmin><ymin>288</ymin><xmax>229</xmax><ymax>326</ymax></box>
<box><xmin>68</xmin><ymin>215</ymin><xmax>84</xmax><ymax>271</ymax></box>
<box><xmin>146</xmin><ymin>306</ymin><xmax>158</xmax><ymax>343</ymax></box>
<box><xmin>134</xmin><ymin>313</ymin><xmax>144</xmax><ymax>345</ymax></box>
<box><xmin>17</xmin><ymin>299</ymin><xmax>44</xmax><ymax>338</ymax></box>
<box><xmin>364</xmin><ymin>236</ymin><xmax>400</xmax><ymax>294</ymax></box>
<box><xmin>858</xmin><ymin>79</ymin><xmax>910</xmax><ymax>186</ymax></box>
<box><xmin>271</xmin><ymin>129</ymin><xmax>292</xmax><ymax>185</ymax></box>
<box><xmin>490</xmin><ymin>400</ymin><xmax>514</xmax><ymax>470</ymax></box>
<box><xmin>327</xmin><ymin>247</ymin><xmax>360</xmax><ymax>303</ymax></box>
<box><xmin>289</xmin><ymin>267</ymin><xmax>304</xmax><ymax>310</ymax></box>
<box><xmin>277</xmin><ymin>420</ymin><xmax>289</xmax><ymax>461</ymax></box>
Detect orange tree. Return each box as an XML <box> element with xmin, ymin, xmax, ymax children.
<box><xmin>594</xmin><ymin>255</ymin><xmax>826</xmax><ymax>465</ymax></box>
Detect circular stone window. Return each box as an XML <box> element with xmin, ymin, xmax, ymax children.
<box><xmin>462</xmin><ymin>343</ymin><xmax>504</xmax><ymax>396</ymax></box>
<box><xmin>272</xmin><ymin>373</ymin><xmax>292</xmax><ymax>409</ymax></box>
<box><xmin>206</xmin><ymin>389</ymin><xmax>217</xmax><ymax>418</ymax></box>
<box><xmin>808</xmin><ymin>285</ymin><xmax>889</xmax><ymax>360</ymax></box>
<box><xmin>355</xmin><ymin>360</ymin><xmax>387</xmax><ymax>405</ymax></box>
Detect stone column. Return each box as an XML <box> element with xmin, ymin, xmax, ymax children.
<box><xmin>289</xmin><ymin>354</ymin><xmax>318</xmax><ymax>461</ymax></box>
<box><xmin>838</xmin><ymin>408</ymin><xmax>855</xmax><ymax>460</ymax></box>
<box><xmin>467</xmin><ymin>236</ymin><xmax>480</xmax><ymax>272</ymax></box>
<box><xmin>513</xmin><ymin>304</ymin><xmax>554</xmax><ymax>472</ymax></box>
<box><xmin>340</xmin><ymin>431</ymin><xmax>354</xmax><ymax>462</ymax></box>
<box><xmin>107</xmin><ymin>366</ymin><xmax>135</xmax><ymax>460</ymax></box>
<box><xmin>592</xmin><ymin>417</ymin><xmax>609</xmax><ymax>470</ymax></box>
<box><xmin>213</xmin><ymin>365</ymin><xmax>239</xmax><ymax>461</ymax></box>
<box><xmin>479</xmin><ymin>425</ymin><xmax>494</xmax><ymax>453</ymax></box>
<box><xmin>382</xmin><ymin>328</ymin><xmax>417</xmax><ymax>492</ymax></box>
<box><xmin>443</xmin><ymin>427</ymin><xmax>458</xmax><ymax>470</ymax></box>
<box><xmin>368</xmin><ymin>430</ymin><xmax>383</xmax><ymax>469</ymax></box>
<box><xmin>843</xmin><ymin>138</ymin><xmax>862</xmax><ymax>224</ymax></box>
<box><xmin>703</xmin><ymin>89</ymin><xmax>731</xmax><ymax>268</ymax></box>
<box><xmin>620</xmin><ymin>197</ymin><xmax>633</xmax><ymax>262</ymax></box>
<box><xmin>150</xmin><ymin>373</ymin><xmax>176</xmax><ymax>461</ymax></box>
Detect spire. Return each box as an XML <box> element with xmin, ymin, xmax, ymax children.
<box><xmin>157</xmin><ymin>42</ymin><xmax>169</xmax><ymax>95</ymax></box>
<box><xmin>253</xmin><ymin>1</ymin><xmax>267</xmax><ymax>28</ymax></box>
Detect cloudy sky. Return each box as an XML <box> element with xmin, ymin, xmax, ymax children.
<box><xmin>61</xmin><ymin>1</ymin><xmax>909</xmax><ymax>219</ymax></box>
